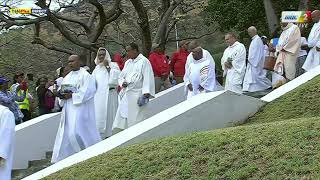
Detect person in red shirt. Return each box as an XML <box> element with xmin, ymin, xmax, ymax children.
<box><xmin>113</xmin><ymin>51</ymin><xmax>126</xmax><ymax>70</ymax></box>
<box><xmin>149</xmin><ymin>43</ymin><xmax>171</xmax><ymax>93</ymax></box>
<box><xmin>170</xmin><ymin>40</ymin><xmax>190</xmax><ymax>84</ymax></box>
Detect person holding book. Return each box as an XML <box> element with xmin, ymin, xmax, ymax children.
<box><xmin>221</xmin><ymin>32</ymin><xmax>246</xmax><ymax>94</ymax></box>
<box><xmin>51</xmin><ymin>55</ymin><xmax>101</xmax><ymax>163</ymax></box>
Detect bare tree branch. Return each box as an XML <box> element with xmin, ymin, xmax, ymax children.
<box><xmin>32</xmin><ymin>23</ymin><xmax>76</xmax><ymax>54</ymax></box>
<box><xmin>32</xmin><ymin>38</ymin><xmax>76</xmax><ymax>54</ymax></box>
<box><xmin>88</xmin><ymin>0</ymin><xmax>122</xmax><ymax>42</ymax></box>
<box><xmin>87</xmin><ymin>11</ymin><xmax>98</xmax><ymax>27</ymax></box>
<box><xmin>52</xmin><ymin>0</ymin><xmax>76</xmax><ymax>13</ymax></box>
<box><xmin>167</xmin><ymin>31</ymin><xmax>217</xmax><ymax>42</ymax></box>
<box><xmin>165</xmin><ymin>18</ymin><xmax>179</xmax><ymax>41</ymax></box>
<box><xmin>130</xmin><ymin>0</ymin><xmax>152</xmax><ymax>55</ymax></box>
<box><xmin>53</xmin><ymin>13</ymin><xmax>91</xmax><ymax>33</ymax></box>
<box><xmin>0</xmin><ymin>13</ymin><xmax>48</xmax><ymax>29</ymax></box>
<box><xmin>153</xmin><ymin>0</ymin><xmax>183</xmax><ymax>45</ymax></box>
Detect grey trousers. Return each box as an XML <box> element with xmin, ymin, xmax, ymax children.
<box><xmin>296</xmin><ymin>55</ymin><xmax>307</xmax><ymax>77</ymax></box>
<box><xmin>155</xmin><ymin>77</ymin><xmax>171</xmax><ymax>93</ymax></box>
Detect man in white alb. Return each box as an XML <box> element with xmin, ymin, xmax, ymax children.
<box><xmin>112</xmin><ymin>43</ymin><xmax>155</xmax><ymax>134</ymax></box>
<box><xmin>303</xmin><ymin>10</ymin><xmax>320</xmax><ymax>71</ymax></box>
<box><xmin>0</xmin><ymin>105</ymin><xmax>15</xmax><ymax>180</ymax></box>
<box><xmin>243</xmin><ymin>26</ymin><xmax>271</xmax><ymax>92</ymax></box>
<box><xmin>221</xmin><ymin>33</ymin><xmax>246</xmax><ymax>94</ymax></box>
<box><xmin>51</xmin><ymin>55</ymin><xmax>101</xmax><ymax>163</ymax></box>
<box><xmin>184</xmin><ymin>40</ymin><xmax>217</xmax><ymax>98</ymax></box>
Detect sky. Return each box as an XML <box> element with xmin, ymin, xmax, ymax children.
<box><xmin>0</xmin><ymin>0</ymin><xmax>72</xmax><ymax>10</ymax></box>
<box><xmin>0</xmin><ymin>0</ymin><xmax>75</xmax><ymax>33</ymax></box>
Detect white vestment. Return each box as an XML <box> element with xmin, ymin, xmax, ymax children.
<box><xmin>243</xmin><ymin>35</ymin><xmax>271</xmax><ymax>92</ymax></box>
<box><xmin>274</xmin><ymin>23</ymin><xmax>301</xmax><ymax>81</ymax></box>
<box><xmin>112</xmin><ymin>54</ymin><xmax>155</xmax><ymax>133</ymax></box>
<box><xmin>51</xmin><ymin>68</ymin><xmax>101</xmax><ymax>163</ymax></box>
<box><xmin>185</xmin><ymin>49</ymin><xmax>216</xmax><ymax>78</ymax></box>
<box><xmin>303</xmin><ymin>21</ymin><xmax>320</xmax><ymax>71</ymax></box>
<box><xmin>0</xmin><ymin>105</ymin><xmax>15</xmax><ymax>180</ymax></box>
<box><xmin>184</xmin><ymin>49</ymin><xmax>217</xmax><ymax>98</ymax></box>
<box><xmin>92</xmin><ymin>62</ymin><xmax>120</xmax><ymax>138</ymax></box>
<box><xmin>221</xmin><ymin>41</ymin><xmax>246</xmax><ymax>94</ymax></box>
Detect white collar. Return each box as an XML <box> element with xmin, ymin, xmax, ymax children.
<box><xmin>252</xmin><ymin>35</ymin><xmax>259</xmax><ymax>40</ymax></box>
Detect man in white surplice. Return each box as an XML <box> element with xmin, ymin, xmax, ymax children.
<box><xmin>92</xmin><ymin>47</ymin><xmax>121</xmax><ymax>139</ymax></box>
<box><xmin>112</xmin><ymin>43</ymin><xmax>155</xmax><ymax>134</ymax></box>
<box><xmin>51</xmin><ymin>55</ymin><xmax>101</xmax><ymax>163</ymax></box>
<box><xmin>221</xmin><ymin>33</ymin><xmax>246</xmax><ymax>94</ymax></box>
<box><xmin>303</xmin><ymin>10</ymin><xmax>320</xmax><ymax>71</ymax></box>
<box><xmin>0</xmin><ymin>105</ymin><xmax>15</xmax><ymax>180</ymax></box>
<box><xmin>184</xmin><ymin>41</ymin><xmax>217</xmax><ymax>98</ymax></box>
<box><xmin>243</xmin><ymin>26</ymin><xmax>271</xmax><ymax>92</ymax></box>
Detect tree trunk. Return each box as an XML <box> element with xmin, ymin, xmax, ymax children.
<box><xmin>130</xmin><ymin>0</ymin><xmax>152</xmax><ymax>56</ymax></box>
<box><xmin>263</xmin><ymin>0</ymin><xmax>279</xmax><ymax>35</ymax></box>
<box><xmin>153</xmin><ymin>0</ymin><xmax>183</xmax><ymax>52</ymax></box>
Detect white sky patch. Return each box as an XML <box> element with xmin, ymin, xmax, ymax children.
<box><xmin>0</xmin><ymin>0</ymin><xmax>78</xmax><ymax>34</ymax></box>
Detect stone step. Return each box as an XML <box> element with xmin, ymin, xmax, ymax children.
<box><xmin>244</xmin><ymin>89</ymin><xmax>273</xmax><ymax>99</ymax></box>
<box><xmin>12</xmin><ymin>152</ymin><xmax>53</xmax><ymax>180</ymax></box>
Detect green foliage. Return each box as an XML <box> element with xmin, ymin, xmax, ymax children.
<box><xmin>205</xmin><ymin>0</ymin><xmax>269</xmax><ymax>40</ymax></box>
<box><xmin>308</xmin><ymin>0</ymin><xmax>320</xmax><ymax>10</ymax></box>
<box><xmin>271</xmin><ymin>0</ymin><xmax>300</xmax><ymax>18</ymax></box>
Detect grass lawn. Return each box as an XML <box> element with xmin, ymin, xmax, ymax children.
<box><xmin>45</xmin><ymin>118</ymin><xmax>320</xmax><ymax>180</ymax></box>
<box><xmin>44</xmin><ymin>75</ymin><xmax>320</xmax><ymax>179</ymax></box>
<box><xmin>247</xmin><ymin>75</ymin><xmax>320</xmax><ymax>125</ymax></box>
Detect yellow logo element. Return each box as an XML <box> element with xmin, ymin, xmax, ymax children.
<box><xmin>10</xmin><ymin>8</ymin><xmax>32</xmax><ymax>14</ymax></box>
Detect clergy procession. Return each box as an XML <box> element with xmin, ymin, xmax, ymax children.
<box><xmin>2</xmin><ymin>9</ymin><xmax>320</xmax><ymax>180</ymax></box>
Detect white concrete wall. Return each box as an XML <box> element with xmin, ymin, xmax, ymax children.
<box><xmin>13</xmin><ymin>84</ymin><xmax>185</xmax><ymax>170</ymax></box>
<box><xmin>14</xmin><ymin>113</ymin><xmax>60</xmax><ymax>169</ymax></box>
<box><xmin>24</xmin><ymin>91</ymin><xmax>266</xmax><ymax>179</ymax></box>
<box><xmin>262</xmin><ymin>65</ymin><xmax>320</xmax><ymax>102</ymax></box>
<box><xmin>142</xmin><ymin>83</ymin><xmax>185</xmax><ymax>120</ymax></box>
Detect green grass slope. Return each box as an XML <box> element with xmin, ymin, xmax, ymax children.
<box><xmin>44</xmin><ymin>75</ymin><xmax>320</xmax><ymax>179</ymax></box>
<box><xmin>247</xmin><ymin>75</ymin><xmax>320</xmax><ymax>125</ymax></box>
<box><xmin>45</xmin><ymin>118</ymin><xmax>320</xmax><ymax>180</ymax></box>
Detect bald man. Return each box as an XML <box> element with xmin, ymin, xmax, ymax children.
<box><xmin>183</xmin><ymin>40</ymin><xmax>218</xmax><ymax>98</ymax></box>
<box><xmin>303</xmin><ymin>10</ymin><xmax>320</xmax><ymax>71</ymax></box>
<box><xmin>221</xmin><ymin>33</ymin><xmax>246</xmax><ymax>94</ymax></box>
<box><xmin>243</xmin><ymin>26</ymin><xmax>271</xmax><ymax>92</ymax></box>
<box><xmin>51</xmin><ymin>55</ymin><xmax>101</xmax><ymax>163</ymax></box>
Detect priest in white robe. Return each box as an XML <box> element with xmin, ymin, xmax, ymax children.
<box><xmin>184</xmin><ymin>43</ymin><xmax>217</xmax><ymax>98</ymax></box>
<box><xmin>274</xmin><ymin>22</ymin><xmax>301</xmax><ymax>82</ymax></box>
<box><xmin>51</xmin><ymin>55</ymin><xmax>101</xmax><ymax>163</ymax></box>
<box><xmin>0</xmin><ymin>105</ymin><xmax>15</xmax><ymax>180</ymax></box>
<box><xmin>303</xmin><ymin>10</ymin><xmax>320</xmax><ymax>71</ymax></box>
<box><xmin>112</xmin><ymin>43</ymin><xmax>155</xmax><ymax>134</ymax></box>
<box><xmin>92</xmin><ymin>47</ymin><xmax>121</xmax><ymax>139</ymax></box>
<box><xmin>221</xmin><ymin>33</ymin><xmax>246</xmax><ymax>94</ymax></box>
<box><xmin>243</xmin><ymin>26</ymin><xmax>271</xmax><ymax>92</ymax></box>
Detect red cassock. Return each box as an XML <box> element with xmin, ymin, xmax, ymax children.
<box><xmin>113</xmin><ymin>52</ymin><xmax>125</xmax><ymax>70</ymax></box>
<box><xmin>148</xmin><ymin>52</ymin><xmax>170</xmax><ymax>77</ymax></box>
<box><xmin>170</xmin><ymin>49</ymin><xmax>189</xmax><ymax>77</ymax></box>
